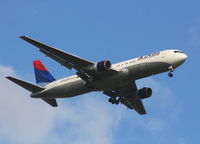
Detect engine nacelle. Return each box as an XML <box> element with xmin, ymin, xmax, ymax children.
<box><xmin>137</xmin><ymin>87</ymin><xmax>152</xmax><ymax>99</ymax></box>
<box><xmin>96</xmin><ymin>60</ymin><xmax>111</xmax><ymax>72</ymax></box>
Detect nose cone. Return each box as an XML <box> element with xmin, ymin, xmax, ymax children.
<box><xmin>180</xmin><ymin>53</ymin><xmax>188</xmax><ymax>62</ymax></box>
<box><xmin>175</xmin><ymin>53</ymin><xmax>188</xmax><ymax>67</ymax></box>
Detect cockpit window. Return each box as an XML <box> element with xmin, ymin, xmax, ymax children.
<box><xmin>174</xmin><ymin>50</ymin><xmax>183</xmax><ymax>53</ymax></box>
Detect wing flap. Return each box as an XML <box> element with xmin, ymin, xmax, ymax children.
<box><xmin>130</xmin><ymin>99</ymin><xmax>146</xmax><ymax>115</ymax></box>
<box><xmin>40</xmin><ymin>49</ymin><xmax>74</xmax><ymax>70</ymax></box>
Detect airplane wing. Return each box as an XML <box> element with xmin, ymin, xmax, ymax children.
<box><xmin>20</xmin><ymin>36</ymin><xmax>95</xmax><ymax>71</ymax></box>
<box><xmin>20</xmin><ymin>36</ymin><xmax>118</xmax><ymax>84</ymax></box>
<box><xmin>103</xmin><ymin>82</ymin><xmax>147</xmax><ymax>115</ymax></box>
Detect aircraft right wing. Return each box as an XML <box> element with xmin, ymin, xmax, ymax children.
<box><xmin>20</xmin><ymin>36</ymin><xmax>95</xmax><ymax>71</ymax></box>
<box><xmin>103</xmin><ymin>82</ymin><xmax>147</xmax><ymax>115</ymax></box>
<box><xmin>20</xmin><ymin>36</ymin><xmax>118</xmax><ymax>84</ymax></box>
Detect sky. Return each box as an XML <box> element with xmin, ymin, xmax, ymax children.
<box><xmin>0</xmin><ymin>0</ymin><xmax>200</xmax><ymax>144</ymax></box>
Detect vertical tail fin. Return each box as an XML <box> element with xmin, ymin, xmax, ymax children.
<box><xmin>33</xmin><ymin>60</ymin><xmax>56</xmax><ymax>85</ymax></box>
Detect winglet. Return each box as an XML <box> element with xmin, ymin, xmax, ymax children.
<box><xmin>20</xmin><ymin>36</ymin><xmax>30</xmax><ymax>41</ymax></box>
<box><xmin>20</xmin><ymin>36</ymin><xmax>48</xmax><ymax>50</ymax></box>
<box><xmin>20</xmin><ymin>36</ymin><xmax>30</xmax><ymax>42</ymax></box>
<box><xmin>19</xmin><ymin>35</ymin><xmax>25</xmax><ymax>39</ymax></box>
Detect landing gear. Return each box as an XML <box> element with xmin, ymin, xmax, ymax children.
<box><xmin>168</xmin><ymin>66</ymin><xmax>175</xmax><ymax>78</ymax></box>
<box><xmin>108</xmin><ymin>97</ymin><xmax>120</xmax><ymax>105</ymax></box>
<box><xmin>108</xmin><ymin>97</ymin><xmax>113</xmax><ymax>103</ymax></box>
<box><xmin>168</xmin><ymin>72</ymin><xmax>173</xmax><ymax>77</ymax></box>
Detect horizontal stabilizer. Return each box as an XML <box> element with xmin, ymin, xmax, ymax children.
<box><xmin>6</xmin><ymin>76</ymin><xmax>44</xmax><ymax>93</ymax></box>
<box><xmin>42</xmin><ymin>98</ymin><xmax>57</xmax><ymax>107</ymax></box>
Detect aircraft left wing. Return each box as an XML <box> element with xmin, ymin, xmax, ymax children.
<box><xmin>103</xmin><ymin>82</ymin><xmax>147</xmax><ymax>115</ymax></box>
<box><xmin>20</xmin><ymin>36</ymin><xmax>95</xmax><ymax>71</ymax></box>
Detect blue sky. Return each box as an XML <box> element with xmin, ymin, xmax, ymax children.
<box><xmin>0</xmin><ymin>0</ymin><xmax>200</xmax><ymax>144</ymax></box>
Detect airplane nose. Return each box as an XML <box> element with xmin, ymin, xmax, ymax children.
<box><xmin>181</xmin><ymin>53</ymin><xmax>188</xmax><ymax>61</ymax></box>
<box><xmin>171</xmin><ymin>51</ymin><xmax>188</xmax><ymax>68</ymax></box>
<box><xmin>177</xmin><ymin>53</ymin><xmax>188</xmax><ymax>65</ymax></box>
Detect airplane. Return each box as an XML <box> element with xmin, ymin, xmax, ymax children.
<box><xmin>6</xmin><ymin>36</ymin><xmax>188</xmax><ymax>115</ymax></box>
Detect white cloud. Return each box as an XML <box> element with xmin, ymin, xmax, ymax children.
<box><xmin>0</xmin><ymin>65</ymin><xmax>56</xmax><ymax>144</ymax></box>
<box><xmin>0</xmin><ymin>64</ymin><xmax>124</xmax><ymax>144</ymax></box>
<box><xmin>146</xmin><ymin>117</ymin><xmax>164</xmax><ymax>133</ymax></box>
<box><xmin>0</xmin><ymin>64</ymin><xmax>185</xmax><ymax>144</ymax></box>
<box><xmin>53</xmin><ymin>97</ymin><xmax>124</xmax><ymax>144</ymax></box>
<box><xmin>130</xmin><ymin>78</ymin><xmax>184</xmax><ymax>143</ymax></box>
<box><xmin>189</xmin><ymin>18</ymin><xmax>200</xmax><ymax>48</ymax></box>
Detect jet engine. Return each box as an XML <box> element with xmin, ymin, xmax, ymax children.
<box><xmin>137</xmin><ymin>87</ymin><xmax>152</xmax><ymax>99</ymax></box>
<box><xmin>95</xmin><ymin>60</ymin><xmax>111</xmax><ymax>72</ymax></box>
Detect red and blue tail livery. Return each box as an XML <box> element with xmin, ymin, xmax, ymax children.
<box><xmin>33</xmin><ymin>60</ymin><xmax>56</xmax><ymax>84</ymax></box>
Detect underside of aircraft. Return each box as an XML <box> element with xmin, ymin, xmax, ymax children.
<box><xmin>7</xmin><ymin>36</ymin><xmax>188</xmax><ymax>115</ymax></box>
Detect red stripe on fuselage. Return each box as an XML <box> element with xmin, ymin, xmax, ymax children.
<box><xmin>33</xmin><ymin>60</ymin><xmax>48</xmax><ymax>71</ymax></box>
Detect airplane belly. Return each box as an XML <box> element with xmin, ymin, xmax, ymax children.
<box><xmin>33</xmin><ymin>80</ymin><xmax>91</xmax><ymax>98</ymax></box>
<box><xmin>93</xmin><ymin>70</ymin><xmax>129</xmax><ymax>90</ymax></box>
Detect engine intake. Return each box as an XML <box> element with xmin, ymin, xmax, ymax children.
<box><xmin>96</xmin><ymin>60</ymin><xmax>111</xmax><ymax>72</ymax></box>
<box><xmin>138</xmin><ymin>87</ymin><xmax>152</xmax><ymax>99</ymax></box>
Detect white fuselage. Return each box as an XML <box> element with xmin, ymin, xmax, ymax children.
<box><xmin>31</xmin><ymin>49</ymin><xmax>187</xmax><ymax>99</ymax></box>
